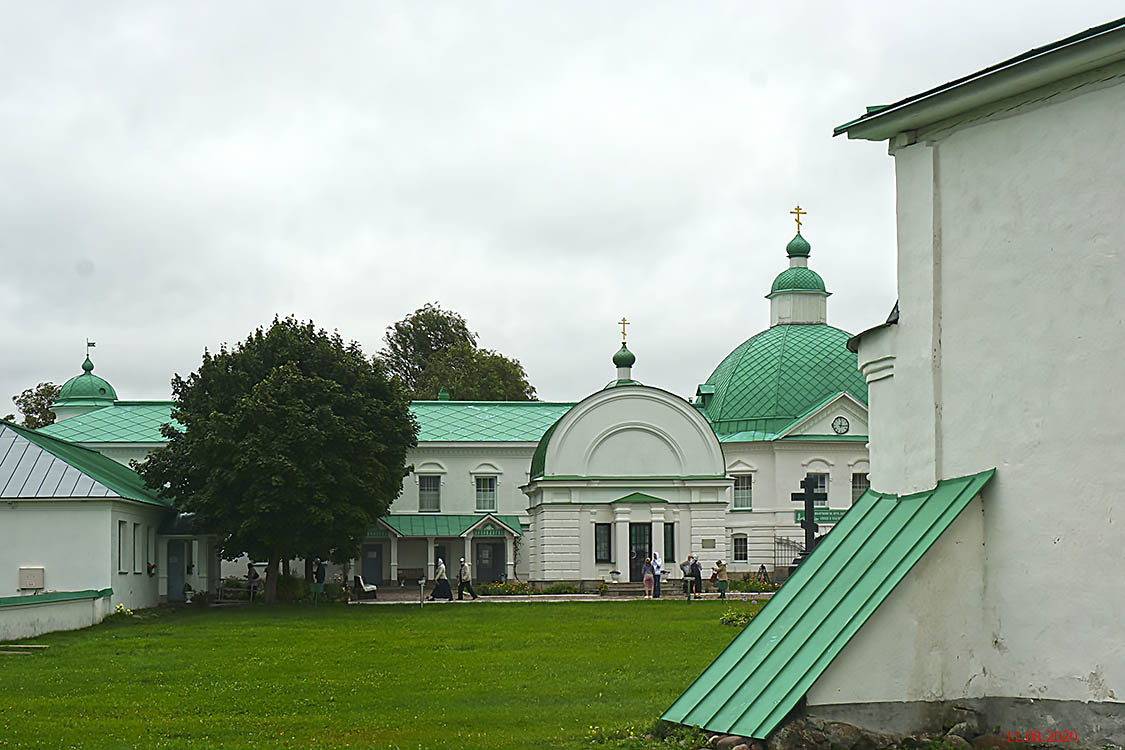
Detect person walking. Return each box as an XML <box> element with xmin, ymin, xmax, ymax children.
<box><xmin>312</xmin><ymin>558</ymin><xmax>327</xmax><ymax>604</ymax></box>
<box><xmin>713</xmin><ymin>559</ymin><xmax>729</xmax><ymax>599</ymax></box>
<box><xmin>641</xmin><ymin>556</ymin><xmax>655</xmax><ymax>599</ymax></box>
<box><xmin>429</xmin><ymin>558</ymin><xmax>453</xmax><ymax>600</ymax></box>
<box><xmin>651</xmin><ymin>550</ymin><xmax>663</xmax><ymax>599</ymax></box>
<box><xmin>689</xmin><ymin>556</ymin><xmax>703</xmax><ymax>599</ymax></box>
<box><xmin>456</xmin><ymin>557</ymin><xmax>477</xmax><ymax>600</ymax></box>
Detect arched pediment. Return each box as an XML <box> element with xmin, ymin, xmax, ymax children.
<box><xmin>539</xmin><ymin>385</ymin><xmax>725</xmax><ymax>478</ymax></box>
<box><xmin>471</xmin><ymin>461</ymin><xmax>503</xmax><ymax>475</ymax></box>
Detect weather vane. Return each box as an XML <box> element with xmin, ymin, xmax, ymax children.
<box><xmin>86</xmin><ymin>339</ymin><xmax>97</xmax><ymax>357</ymax></box>
<box><xmin>790</xmin><ymin>205</ymin><xmax>807</xmax><ymax>233</ymax></box>
<box><xmin>618</xmin><ymin>317</ymin><xmax>630</xmax><ymax>344</ymax></box>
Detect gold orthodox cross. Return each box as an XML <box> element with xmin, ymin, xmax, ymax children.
<box><xmin>619</xmin><ymin>317</ymin><xmax>630</xmax><ymax>344</ymax></box>
<box><xmin>790</xmin><ymin>205</ymin><xmax>807</xmax><ymax>232</ymax></box>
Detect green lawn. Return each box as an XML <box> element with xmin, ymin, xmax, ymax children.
<box><xmin>0</xmin><ymin>599</ymin><xmax>759</xmax><ymax>749</ymax></box>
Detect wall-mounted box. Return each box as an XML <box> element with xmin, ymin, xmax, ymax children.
<box><xmin>18</xmin><ymin>567</ymin><xmax>45</xmax><ymax>590</ymax></box>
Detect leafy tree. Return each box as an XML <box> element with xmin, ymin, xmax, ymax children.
<box><xmin>381</xmin><ymin>302</ymin><xmax>476</xmax><ymax>392</ymax></box>
<box><xmin>138</xmin><ymin>317</ymin><xmax>417</xmax><ymax>602</ymax></box>
<box><xmin>10</xmin><ymin>383</ymin><xmax>61</xmax><ymax>428</ymax></box>
<box><xmin>414</xmin><ymin>341</ymin><xmax>536</xmax><ymax>401</ymax></box>
<box><xmin>382</xmin><ymin>302</ymin><xmax>536</xmax><ymax>401</ymax></box>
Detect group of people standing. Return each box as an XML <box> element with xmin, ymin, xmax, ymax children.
<box><xmin>637</xmin><ymin>552</ymin><xmax>729</xmax><ymax>600</ymax></box>
<box><xmin>427</xmin><ymin>557</ymin><xmax>477</xmax><ymax>601</ymax></box>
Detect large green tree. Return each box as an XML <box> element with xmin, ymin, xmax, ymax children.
<box><xmin>9</xmin><ymin>382</ymin><xmax>61</xmax><ymax>428</ymax></box>
<box><xmin>414</xmin><ymin>341</ymin><xmax>536</xmax><ymax>401</ymax></box>
<box><xmin>382</xmin><ymin>302</ymin><xmax>536</xmax><ymax>401</ymax></box>
<box><xmin>138</xmin><ymin>317</ymin><xmax>417</xmax><ymax>602</ymax></box>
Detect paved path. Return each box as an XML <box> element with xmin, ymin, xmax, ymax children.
<box><xmin>351</xmin><ymin>592</ymin><xmax>774</xmax><ymax>606</ymax></box>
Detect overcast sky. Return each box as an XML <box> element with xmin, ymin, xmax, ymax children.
<box><xmin>2</xmin><ymin>2</ymin><xmax>1120</xmax><ymax>409</ymax></box>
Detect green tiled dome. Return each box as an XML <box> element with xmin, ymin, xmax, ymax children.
<box><xmin>786</xmin><ymin>233</ymin><xmax>811</xmax><ymax>258</ymax></box>
<box><xmin>54</xmin><ymin>357</ymin><xmax>117</xmax><ymax>407</ymax></box>
<box><xmin>612</xmin><ymin>344</ymin><xmax>636</xmax><ymax>368</ymax></box>
<box><xmin>770</xmin><ymin>267</ymin><xmax>826</xmax><ymax>294</ymax></box>
<box><xmin>702</xmin><ymin>324</ymin><xmax>867</xmax><ymax>436</ymax></box>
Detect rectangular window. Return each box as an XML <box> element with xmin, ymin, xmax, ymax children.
<box><xmin>851</xmin><ymin>472</ymin><xmax>870</xmax><ymax>503</ymax></box>
<box><xmin>810</xmin><ymin>473</ymin><xmax>829</xmax><ymax>507</ymax></box>
<box><xmin>594</xmin><ymin>523</ymin><xmax>612</xmax><ymax>563</ymax></box>
<box><xmin>148</xmin><ymin>527</ymin><xmax>156</xmax><ymax>567</ymax></box>
<box><xmin>133</xmin><ymin>523</ymin><xmax>142</xmax><ymax>573</ymax></box>
<box><xmin>663</xmin><ymin>522</ymin><xmax>675</xmax><ymax>563</ymax></box>
<box><xmin>419</xmin><ymin>475</ymin><xmax>441</xmax><ymax>512</ymax></box>
<box><xmin>733</xmin><ymin>536</ymin><xmax>748</xmax><ymax>562</ymax></box>
<box><xmin>475</xmin><ymin>476</ymin><xmax>497</xmax><ymax>511</ymax></box>
<box><xmin>117</xmin><ymin>520</ymin><xmax>128</xmax><ymax>573</ymax></box>
<box><xmin>732</xmin><ymin>475</ymin><xmax>753</xmax><ymax>509</ymax></box>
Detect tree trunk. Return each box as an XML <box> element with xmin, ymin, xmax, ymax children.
<box><xmin>264</xmin><ymin>554</ymin><xmax>280</xmax><ymax>603</ymax></box>
<box><xmin>282</xmin><ymin>558</ymin><xmax>290</xmax><ymax>578</ymax></box>
<box><xmin>304</xmin><ymin>557</ymin><xmax>313</xmax><ymax>582</ymax></box>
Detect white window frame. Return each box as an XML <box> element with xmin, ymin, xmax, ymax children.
<box><xmin>732</xmin><ymin>534</ymin><xmax>749</xmax><ymax>562</ymax></box>
<box><xmin>133</xmin><ymin>523</ymin><xmax>142</xmax><ymax>573</ymax></box>
<box><xmin>732</xmin><ymin>474</ymin><xmax>753</xmax><ymax>509</ymax></box>
<box><xmin>808</xmin><ymin>472</ymin><xmax>829</xmax><ymax>507</ymax></box>
<box><xmin>851</xmin><ymin>472</ymin><xmax>870</xmax><ymax>503</ymax></box>
<box><xmin>474</xmin><ymin>475</ymin><xmax>498</xmax><ymax>512</ymax></box>
<box><xmin>418</xmin><ymin>475</ymin><xmax>441</xmax><ymax>512</ymax></box>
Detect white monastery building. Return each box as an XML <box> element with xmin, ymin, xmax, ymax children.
<box><xmin>666</xmin><ymin>17</ymin><xmax>1125</xmax><ymax>748</ymax></box>
<box><xmin>1</xmin><ymin>222</ymin><xmax>870</xmax><ymax>625</ymax></box>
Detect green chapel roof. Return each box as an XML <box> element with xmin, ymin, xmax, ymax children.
<box><xmin>700</xmin><ymin>323</ymin><xmax>867</xmax><ymax>437</ymax></box>
<box><xmin>40</xmin><ymin>401</ymin><xmax>176</xmax><ymax>443</ymax></box>
<box><xmin>768</xmin><ymin>267</ymin><xmax>827</xmax><ymax>295</ymax></box>
<box><xmin>410</xmin><ymin>401</ymin><xmax>575</xmax><ymax>442</ymax></box>
<box><xmin>53</xmin><ymin>357</ymin><xmax>117</xmax><ymax>407</ymax></box>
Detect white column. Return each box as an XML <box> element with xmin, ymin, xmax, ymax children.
<box><xmin>613</xmin><ymin>507</ymin><xmax>630</xmax><ymax>574</ymax></box>
<box><xmin>463</xmin><ymin>536</ymin><xmax>472</xmax><ymax>577</ymax></box>
<box><xmin>389</xmin><ymin>536</ymin><xmax>399</xmax><ymax>582</ymax></box>
<box><xmin>651</xmin><ymin>510</ymin><xmax>665</xmax><ymax>562</ymax></box>
<box><xmin>426</xmin><ymin>537</ymin><xmax>435</xmax><ymax>580</ymax></box>
<box><xmin>505</xmin><ymin>534</ymin><xmax>515</xmax><ymax>581</ymax></box>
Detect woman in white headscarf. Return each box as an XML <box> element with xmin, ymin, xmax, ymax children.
<box><xmin>650</xmin><ymin>550</ymin><xmax>663</xmax><ymax>598</ymax></box>
<box><xmin>429</xmin><ymin>558</ymin><xmax>453</xmax><ymax>600</ymax></box>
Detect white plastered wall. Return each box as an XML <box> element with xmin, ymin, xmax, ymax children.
<box><xmin>813</xmin><ymin>65</ymin><xmax>1125</xmax><ymax>707</ymax></box>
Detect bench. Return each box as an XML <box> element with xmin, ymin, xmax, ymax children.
<box><xmin>218</xmin><ymin>578</ymin><xmax>261</xmax><ymax>602</ymax></box>
<box><xmin>397</xmin><ymin>568</ymin><xmax>425</xmax><ymax>587</ymax></box>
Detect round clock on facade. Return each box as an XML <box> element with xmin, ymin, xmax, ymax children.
<box><xmin>832</xmin><ymin>416</ymin><xmax>850</xmax><ymax>434</ymax></box>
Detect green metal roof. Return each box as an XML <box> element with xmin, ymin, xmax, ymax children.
<box><xmin>373</xmin><ymin>513</ymin><xmax>523</xmax><ymax>538</ymax></box>
<box><xmin>0</xmin><ymin>420</ymin><xmax>172</xmax><ymax>507</ymax></box>
<box><xmin>54</xmin><ymin>358</ymin><xmax>117</xmax><ymax>407</ymax></box>
<box><xmin>410</xmin><ymin>401</ymin><xmax>575</xmax><ymax>442</ymax></box>
<box><xmin>612</xmin><ymin>344</ymin><xmax>636</xmax><ymax>368</ymax></box>
<box><xmin>701</xmin><ymin>324</ymin><xmax>868</xmax><ymax>437</ymax></box>
<box><xmin>662</xmin><ymin>468</ymin><xmax>995</xmax><ymax>739</ymax></box>
<box><xmin>0</xmin><ymin>587</ymin><xmax>114</xmax><ymax>609</ymax></box>
<box><xmin>769</xmin><ymin>267</ymin><xmax>827</xmax><ymax>295</ymax></box>
<box><xmin>40</xmin><ymin>401</ymin><xmax>176</xmax><ymax>443</ymax></box>
<box><xmin>785</xmin><ymin>233</ymin><xmax>811</xmax><ymax>258</ymax></box>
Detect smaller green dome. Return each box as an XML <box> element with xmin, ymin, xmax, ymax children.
<box><xmin>770</xmin><ymin>267</ymin><xmax>826</xmax><ymax>294</ymax></box>
<box><xmin>786</xmin><ymin>233</ymin><xmax>811</xmax><ymax>258</ymax></box>
<box><xmin>612</xmin><ymin>344</ymin><xmax>636</xmax><ymax>368</ymax></box>
<box><xmin>55</xmin><ymin>357</ymin><xmax>117</xmax><ymax>406</ymax></box>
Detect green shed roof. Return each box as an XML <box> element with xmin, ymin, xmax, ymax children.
<box><xmin>40</xmin><ymin>401</ymin><xmax>176</xmax><ymax>443</ymax></box>
<box><xmin>372</xmin><ymin>513</ymin><xmax>522</xmax><ymax>538</ymax></box>
<box><xmin>701</xmin><ymin>324</ymin><xmax>868</xmax><ymax>437</ymax></box>
<box><xmin>0</xmin><ymin>420</ymin><xmax>172</xmax><ymax>507</ymax></box>
<box><xmin>662</xmin><ymin>468</ymin><xmax>995</xmax><ymax>739</ymax></box>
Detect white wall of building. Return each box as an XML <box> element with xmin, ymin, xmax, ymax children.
<box><xmin>813</xmin><ymin>64</ymin><xmax>1125</xmax><ymax>710</ymax></box>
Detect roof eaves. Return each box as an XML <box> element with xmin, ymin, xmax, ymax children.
<box><xmin>835</xmin><ymin>17</ymin><xmax>1125</xmax><ymax>141</ymax></box>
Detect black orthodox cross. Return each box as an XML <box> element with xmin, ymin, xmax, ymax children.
<box><xmin>792</xmin><ymin>473</ymin><xmax>827</xmax><ymax>562</ymax></box>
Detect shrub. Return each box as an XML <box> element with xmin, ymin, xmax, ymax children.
<box><xmin>275</xmin><ymin>574</ymin><xmax>309</xmax><ymax>602</ymax></box>
<box><xmin>541</xmin><ymin>583</ymin><xmax>580</xmax><ymax>595</ymax></box>
<box><xmin>476</xmin><ymin>580</ymin><xmax>537</xmax><ymax>596</ymax></box>
<box><xmin>729</xmin><ymin>576</ymin><xmax>781</xmax><ymax>593</ymax></box>
<box><xmin>719</xmin><ymin>607</ymin><xmax>757</xmax><ymax>628</ymax></box>
<box><xmin>596</xmin><ymin>582</ymin><xmax>609</xmax><ymax>596</ymax></box>
<box><xmin>191</xmin><ymin>591</ymin><xmax>213</xmax><ymax>606</ymax></box>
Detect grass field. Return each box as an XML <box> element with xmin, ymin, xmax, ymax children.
<box><xmin>0</xmin><ymin>599</ymin><xmax>760</xmax><ymax>749</ymax></box>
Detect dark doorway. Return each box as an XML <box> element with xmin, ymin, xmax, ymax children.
<box><xmin>475</xmin><ymin>542</ymin><xmax>505</xmax><ymax>583</ymax></box>
<box><xmin>628</xmin><ymin>523</ymin><xmax>652</xmax><ymax>582</ymax></box>
<box><xmin>361</xmin><ymin>543</ymin><xmax>383</xmax><ymax>585</ymax></box>
<box><xmin>167</xmin><ymin>540</ymin><xmax>185</xmax><ymax>601</ymax></box>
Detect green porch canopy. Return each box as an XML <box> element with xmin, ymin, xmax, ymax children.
<box><xmin>369</xmin><ymin>514</ymin><xmax>523</xmax><ymax>538</ymax></box>
<box><xmin>662</xmin><ymin>468</ymin><xmax>995</xmax><ymax>739</ymax></box>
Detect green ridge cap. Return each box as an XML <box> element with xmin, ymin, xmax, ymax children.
<box><xmin>702</xmin><ymin>324</ymin><xmax>867</xmax><ymax>437</ymax></box>
<box><xmin>769</xmin><ymin>267</ymin><xmax>826</xmax><ymax>294</ymax></box>
<box><xmin>785</xmin><ymin>232</ymin><xmax>811</xmax><ymax>258</ymax></box>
